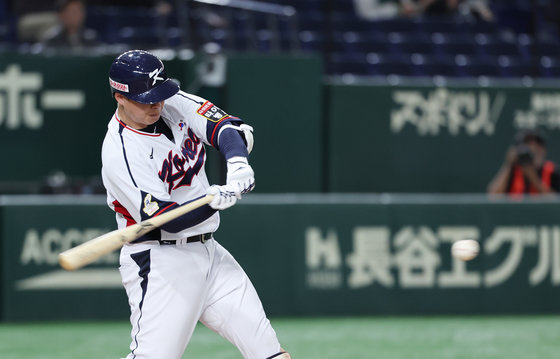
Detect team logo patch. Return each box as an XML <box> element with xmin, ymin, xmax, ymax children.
<box><xmin>197</xmin><ymin>101</ymin><xmax>228</xmax><ymax>122</ymax></box>
<box><xmin>109</xmin><ymin>78</ymin><xmax>129</xmax><ymax>92</ymax></box>
<box><xmin>142</xmin><ymin>193</ymin><xmax>159</xmax><ymax>216</ymax></box>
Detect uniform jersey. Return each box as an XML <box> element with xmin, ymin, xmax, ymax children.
<box><xmin>101</xmin><ymin>90</ymin><xmax>239</xmax><ymax>242</ymax></box>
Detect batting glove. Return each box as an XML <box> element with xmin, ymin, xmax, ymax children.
<box><xmin>207</xmin><ymin>184</ymin><xmax>238</xmax><ymax>210</ymax></box>
<box><xmin>226</xmin><ymin>156</ymin><xmax>255</xmax><ymax>198</ymax></box>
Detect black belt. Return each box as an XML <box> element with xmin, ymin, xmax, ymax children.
<box><xmin>159</xmin><ymin>233</ymin><xmax>213</xmax><ymax>245</ymax></box>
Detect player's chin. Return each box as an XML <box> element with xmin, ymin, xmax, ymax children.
<box><xmin>146</xmin><ymin>113</ymin><xmax>160</xmax><ymax>122</ymax></box>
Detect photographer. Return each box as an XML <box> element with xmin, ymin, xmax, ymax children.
<box><xmin>487</xmin><ymin>129</ymin><xmax>560</xmax><ymax>196</ymax></box>
<box><xmin>40</xmin><ymin>0</ymin><xmax>100</xmax><ymax>48</ymax></box>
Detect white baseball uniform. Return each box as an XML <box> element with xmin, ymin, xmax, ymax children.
<box><xmin>101</xmin><ymin>91</ymin><xmax>283</xmax><ymax>359</ymax></box>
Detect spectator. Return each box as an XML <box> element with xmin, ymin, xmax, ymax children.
<box><xmin>40</xmin><ymin>0</ymin><xmax>99</xmax><ymax>48</ymax></box>
<box><xmin>398</xmin><ymin>0</ymin><xmax>493</xmax><ymax>19</ymax></box>
<box><xmin>458</xmin><ymin>0</ymin><xmax>494</xmax><ymax>22</ymax></box>
<box><xmin>418</xmin><ymin>0</ymin><xmax>460</xmax><ymax>16</ymax></box>
<box><xmin>353</xmin><ymin>0</ymin><xmax>457</xmax><ymax>18</ymax></box>
<box><xmin>487</xmin><ymin>129</ymin><xmax>560</xmax><ymax>196</ymax></box>
<box><xmin>353</xmin><ymin>0</ymin><xmax>417</xmax><ymax>20</ymax></box>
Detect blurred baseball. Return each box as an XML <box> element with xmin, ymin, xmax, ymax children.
<box><xmin>451</xmin><ymin>239</ymin><xmax>479</xmax><ymax>261</ymax></box>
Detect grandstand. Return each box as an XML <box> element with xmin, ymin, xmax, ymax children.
<box><xmin>1</xmin><ymin>0</ymin><xmax>558</xmax><ymax>79</ymax></box>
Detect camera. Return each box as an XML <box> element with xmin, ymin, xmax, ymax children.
<box><xmin>515</xmin><ymin>143</ymin><xmax>534</xmax><ymax>165</ymax></box>
<box><xmin>512</xmin><ymin>129</ymin><xmax>545</xmax><ymax>166</ymax></box>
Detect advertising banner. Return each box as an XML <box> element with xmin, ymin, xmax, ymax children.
<box><xmin>221</xmin><ymin>194</ymin><xmax>560</xmax><ymax>316</ymax></box>
<box><xmin>2</xmin><ymin>195</ymin><xmax>560</xmax><ymax>321</ymax></box>
<box><xmin>327</xmin><ymin>83</ymin><xmax>560</xmax><ymax>193</ymax></box>
<box><xmin>0</xmin><ymin>196</ymin><xmax>127</xmax><ymax>321</ymax></box>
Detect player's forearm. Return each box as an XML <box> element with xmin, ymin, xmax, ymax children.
<box><xmin>217</xmin><ymin>127</ymin><xmax>249</xmax><ymax>159</ymax></box>
<box><xmin>487</xmin><ymin>165</ymin><xmax>512</xmax><ymax>194</ymax></box>
<box><xmin>160</xmin><ymin>197</ymin><xmax>217</xmax><ymax>233</ymax></box>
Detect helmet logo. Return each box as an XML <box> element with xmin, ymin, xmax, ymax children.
<box><xmin>109</xmin><ymin>78</ymin><xmax>129</xmax><ymax>93</ymax></box>
<box><xmin>149</xmin><ymin>67</ymin><xmax>165</xmax><ymax>86</ymax></box>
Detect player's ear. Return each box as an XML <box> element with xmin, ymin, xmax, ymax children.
<box><xmin>114</xmin><ymin>93</ymin><xmax>127</xmax><ymax>105</ymax></box>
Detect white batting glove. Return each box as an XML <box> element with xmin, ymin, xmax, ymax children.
<box><xmin>207</xmin><ymin>185</ymin><xmax>238</xmax><ymax>210</ymax></box>
<box><xmin>226</xmin><ymin>156</ymin><xmax>255</xmax><ymax>198</ymax></box>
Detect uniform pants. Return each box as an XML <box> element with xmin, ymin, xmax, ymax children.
<box><xmin>119</xmin><ymin>238</ymin><xmax>282</xmax><ymax>359</ymax></box>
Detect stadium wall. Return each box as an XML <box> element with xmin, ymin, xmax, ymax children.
<box><xmin>2</xmin><ymin>54</ymin><xmax>560</xmax><ymax>321</ymax></box>
<box><xmin>1</xmin><ymin>54</ymin><xmax>560</xmax><ymax>194</ymax></box>
<box><xmin>1</xmin><ymin>194</ymin><xmax>560</xmax><ymax>321</ymax></box>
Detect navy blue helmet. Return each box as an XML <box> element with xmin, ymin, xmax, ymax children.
<box><xmin>109</xmin><ymin>50</ymin><xmax>179</xmax><ymax>104</ymax></box>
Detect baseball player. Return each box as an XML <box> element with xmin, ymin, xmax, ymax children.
<box><xmin>101</xmin><ymin>50</ymin><xmax>291</xmax><ymax>359</ymax></box>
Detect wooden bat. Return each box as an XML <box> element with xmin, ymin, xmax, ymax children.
<box><xmin>58</xmin><ymin>194</ymin><xmax>214</xmax><ymax>271</ymax></box>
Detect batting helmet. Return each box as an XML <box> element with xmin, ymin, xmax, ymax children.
<box><xmin>109</xmin><ymin>50</ymin><xmax>179</xmax><ymax>104</ymax></box>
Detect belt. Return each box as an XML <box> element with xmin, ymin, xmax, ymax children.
<box><xmin>159</xmin><ymin>232</ymin><xmax>213</xmax><ymax>245</ymax></box>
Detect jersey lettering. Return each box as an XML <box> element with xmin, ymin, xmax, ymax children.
<box><xmin>181</xmin><ymin>128</ymin><xmax>201</xmax><ymax>160</ymax></box>
<box><xmin>158</xmin><ymin>128</ymin><xmax>205</xmax><ymax>194</ymax></box>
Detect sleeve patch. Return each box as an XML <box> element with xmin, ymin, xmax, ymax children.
<box><xmin>142</xmin><ymin>193</ymin><xmax>160</xmax><ymax>216</ymax></box>
<box><xmin>197</xmin><ymin>101</ymin><xmax>229</xmax><ymax>122</ymax></box>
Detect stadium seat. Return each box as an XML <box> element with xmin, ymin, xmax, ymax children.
<box><xmin>366</xmin><ymin>53</ymin><xmax>413</xmax><ymax>76</ymax></box>
<box><xmin>534</xmin><ymin>42</ymin><xmax>560</xmax><ymax>57</ymax></box>
<box><xmin>166</xmin><ymin>27</ymin><xmax>184</xmax><ymax>47</ymax></box>
<box><xmin>296</xmin><ymin>10</ymin><xmax>324</xmax><ymax>32</ymax></box>
<box><xmin>255</xmin><ymin>29</ymin><xmax>283</xmax><ymax>52</ymax></box>
<box><xmin>369</xmin><ymin>19</ymin><xmax>417</xmax><ymax>34</ymax></box>
<box><xmin>433</xmin><ymin>34</ymin><xmax>479</xmax><ymax>57</ymax></box>
<box><xmin>332</xmin><ymin>0</ymin><xmax>357</xmax><ymax>16</ymax></box>
<box><xmin>479</xmin><ymin>42</ymin><xmax>522</xmax><ymax>57</ymax></box>
<box><xmin>497</xmin><ymin>56</ymin><xmax>536</xmax><ymax>77</ymax></box>
<box><xmin>539</xmin><ymin>56</ymin><xmax>560</xmax><ymax>77</ymax></box>
<box><xmin>298</xmin><ymin>0</ymin><xmax>323</xmax><ymax>13</ymax></box>
<box><xmin>455</xmin><ymin>19</ymin><xmax>498</xmax><ymax>35</ymax></box>
<box><xmin>455</xmin><ymin>55</ymin><xmax>500</xmax><ymax>77</ymax></box>
<box><xmin>333</xmin><ymin>31</ymin><xmax>390</xmax><ymax>54</ymax></box>
<box><xmin>122</xmin><ymin>8</ymin><xmax>159</xmax><ymax>28</ymax></box>
<box><xmin>410</xmin><ymin>54</ymin><xmax>460</xmax><ymax>77</ymax></box>
<box><xmin>391</xmin><ymin>32</ymin><xmax>434</xmax><ymax>56</ymax></box>
<box><xmin>516</xmin><ymin>33</ymin><xmax>533</xmax><ymax>60</ymax></box>
<box><xmin>493</xmin><ymin>7</ymin><xmax>533</xmax><ymax>33</ymax></box>
<box><xmin>332</xmin><ymin>13</ymin><xmax>370</xmax><ymax>32</ymax></box>
<box><xmin>86</xmin><ymin>6</ymin><xmax>119</xmax><ymax>43</ymax></box>
<box><xmin>231</xmin><ymin>10</ymin><xmax>254</xmax><ymax>33</ymax></box>
<box><xmin>299</xmin><ymin>30</ymin><xmax>325</xmax><ymax>52</ymax></box>
<box><xmin>116</xmin><ymin>26</ymin><xmax>163</xmax><ymax>48</ymax></box>
<box><xmin>476</xmin><ymin>34</ymin><xmax>522</xmax><ymax>58</ymax></box>
<box><xmin>415</xmin><ymin>16</ymin><xmax>457</xmax><ymax>34</ymax></box>
<box><xmin>329</xmin><ymin>53</ymin><xmax>369</xmax><ymax>75</ymax></box>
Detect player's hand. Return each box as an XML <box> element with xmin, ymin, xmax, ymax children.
<box><xmin>226</xmin><ymin>156</ymin><xmax>255</xmax><ymax>198</ymax></box>
<box><xmin>505</xmin><ymin>146</ymin><xmax>518</xmax><ymax>166</ymax></box>
<box><xmin>207</xmin><ymin>185</ymin><xmax>238</xmax><ymax>210</ymax></box>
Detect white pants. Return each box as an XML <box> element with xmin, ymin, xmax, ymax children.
<box><xmin>119</xmin><ymin>238</ymin><xmax>282</xmax><ymax>359</ymax></box>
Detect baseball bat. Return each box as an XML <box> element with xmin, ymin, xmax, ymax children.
<box><xmin>58</xmin><ymin>194</ymin><xmax>214</xmax><ymax>271</ymax></box>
